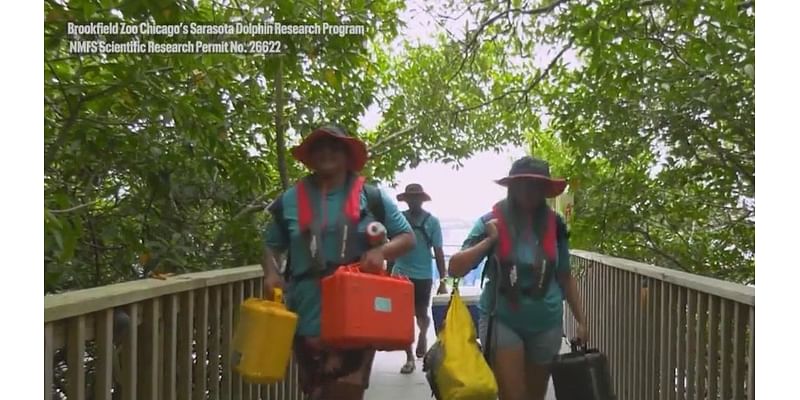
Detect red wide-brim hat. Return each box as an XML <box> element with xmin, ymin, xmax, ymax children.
<box><xmin>290</xmin><ymin>125</ymin><xmax>368</xmax><ymax>171</ymax></box>
<box><xmin>495</xmin><ymin>156</ymin><xmax>567</xmax><ymax>198</ymax></box>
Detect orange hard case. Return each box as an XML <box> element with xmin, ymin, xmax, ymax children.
<box><xmin>320</xmin><ymin>264</ymin><xmax>414</xmax><ymax>350</ymax></box>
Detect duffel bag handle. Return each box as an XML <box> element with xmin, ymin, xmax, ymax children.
<box><xmin>570</xmin><ymin>338</ymin><xmax>587</xmax><ymax>354</ymax></box>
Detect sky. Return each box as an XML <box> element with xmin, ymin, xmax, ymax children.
<box><xmin>377</xmin><ymin>146</ymin><xmax>527</xmax><ymax>250</ymax></box>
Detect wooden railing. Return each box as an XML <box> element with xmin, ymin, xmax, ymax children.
<box><xmin>45</xmin><ymin>251</ymin><xmax>756</xmax><ymax>400</ymax></box>
<box><xmin>563</xmin><ymin>251</ymin><xmax>755</xmax><ymax>400</ymax></box>
<box><xmin>44</xmin><ymin>266</ymin><xmax>304</xmax><ymax>400</ymax></box>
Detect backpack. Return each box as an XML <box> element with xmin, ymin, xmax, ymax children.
<box><xmin>403</xmin><ymin>210</ymin><xmax>433</xmax><ymax>249</ymax></box>
<box><xmin>267</xmin><ymin>183</ymin><xmax>386</xmax><ymax>280</ymax></box>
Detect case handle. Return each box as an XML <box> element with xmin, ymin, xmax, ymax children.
<box><xmin>570</xmin><ymin>337</ymin><xmax>587</xmax><ymax>354</ymax></box>
<box><xmin>340</xmin><ymin>262</ymin><xmax>390</xmax><ymax>276</ymax></box>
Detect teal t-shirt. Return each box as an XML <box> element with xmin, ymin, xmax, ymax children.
<box><xmin>461</xmin><ymin>212</ymin><xmax>571</xmax><ymax>334</ymax></box>
<box><xmin>263</xmin><ymin>178</ymin><xmax>412</xmax><ymax>337</ymax></box>
<box><xmin>392</xmin><ymin>211</ymin><xmax>443</xmax><ymax>280</ymax></box>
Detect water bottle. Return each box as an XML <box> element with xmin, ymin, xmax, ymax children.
<box><xmin>366</xmin><ymin>221</ymin><xmax>388</xmax><ymax>248</ymax></box>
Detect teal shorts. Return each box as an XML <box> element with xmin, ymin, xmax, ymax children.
<box><xmin>478</xmin><ymin>313</ymin><xmax>563</xmax><ymax>365</ymax></box>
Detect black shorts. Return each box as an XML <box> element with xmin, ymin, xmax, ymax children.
<box><xmin>410</xmin><ymin>278</ymin><xmax>433</xmax><ymax>317</ymax></box>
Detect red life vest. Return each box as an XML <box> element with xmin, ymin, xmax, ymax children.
<box><xmin>487</xmin><ymin>200</ymin><xmax>559</xmax><ymax>305</ymax></box>
<box><xmin>491</xmin><ymin>200</ymin><xmax>558</xmax><ymax>263</ymax></box>
<box><xmin>291</xmin><ymin>175</ymin><xmax>367</xmax><ymax>280</ymax></box>
<box><xmin>295</xmin><ymin>175</ymin><xmax>365</xmax><ymax>232</ymax></box>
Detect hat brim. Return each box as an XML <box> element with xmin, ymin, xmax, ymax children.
<box><xmin>495</xmin><ymin>174</ymin><xmax>567</xmax><ymax>198</ymax></box>
<box><xmin>396</xmin><ymin>192</ymin><xmax>432</xmax><ymax>202</ymax></box>
<box><xmin>290</xmin><ymin>127</ymin><xmax>368</xmax><ymax>171</ymax></box>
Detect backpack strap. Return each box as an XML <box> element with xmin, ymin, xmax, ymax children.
<box><xmin>363</xmin><ymin>184</ymin><xmax>386</xmax><ymax>225</ymax></box>
<box><xmin>420</xmin><ymin>213</ymin><xmax>432</xmax><ymax>247</ymax></box>
<box><xmin>266</xmin><ymin>195</ymin><xmax>291</xmax><ymax>277</ymax></box>
<box><xmin>403</xmin><ymin>210</ymin><xmax>434</xmax><ymax>249</ymax></box>
<box><xmin>266</xmin><ymin>195</ymin><xmax>288</xmax><ymax>237</ymax></box>
<box><xmin>478</xmin><ymin>212</ymin><xmax>495</xmax><ymax>289</ymax></box>
<box><xmin>478</xmin><ymin>211</ymin><xmax>499</xmax><ymax>366</ymax></box>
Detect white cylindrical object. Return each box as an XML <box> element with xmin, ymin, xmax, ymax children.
<box><xmin>366</xmin><ymin>221</ymin><xmax>387</xmax><ymax>246</ymax></box>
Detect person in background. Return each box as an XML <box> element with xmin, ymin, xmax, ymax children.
<box><xmin>391</xmin><ymin>183</ymin><xmax>447</xmax><ymax>374</ymax></box>
<box><xmin>448</xmin><ymin>156</ymin><xmax>587</xmax><ymax>400</ymax></box>
<box><xmin>261</xmin><ymin>124</ymin><xmax>415</xmax><ymax>400</ymax></box>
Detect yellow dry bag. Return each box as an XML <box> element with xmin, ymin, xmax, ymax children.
<box><xmin>434</xmin><ymin>287</ymin><xmax>498</xmax><ymax>400</ymax></box>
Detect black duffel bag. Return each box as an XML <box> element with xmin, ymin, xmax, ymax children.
<box><xmin>550</xmin><ymin>339</ymin><xmax>616</xmax><ymax>400</ymax></box>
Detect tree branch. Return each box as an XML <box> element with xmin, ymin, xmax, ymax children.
<box><xmin>369</xmin><ymin>123</ymin><xmax>418</xmax><ymax>153</ymax></box>
<box><xmin>453</xmin><ymin>37</ymin><xmax>574</xmax><ymax>114</ymax></box>
<box><xmin>48</xmin><ymin>199</ymin><xmax>101</xmax><ymax>214</ymax></box>
<box><xmin>630</xmin><ymin>225</ymin><xmax>689</xmax><ymax>272</ymax></box>
<box><xmin>445</xmin><ymin>0</ymin><xmax>571</xmax><ymax>86</ymax></box>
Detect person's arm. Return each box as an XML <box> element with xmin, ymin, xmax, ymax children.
<box><xmin>554</xmin><ymin>217</ymin><xmax>588</xmax><ymax>341</ymax></box>
<box><xmin>379</xmin><ymin>232</ymin><xmax>416</xmax><ymax>261</ymax></box>
<box><xmin>261</xmin><ymin>220</ymin><xmax>288</xmax><ymax>299</ymax></box>
<box><xmin>434</xmin><ymin>247</ymin><xmax>446</xmax><ymax>280</ymax></box>
<box><xmin>448</xmin><ymin>218</ymin><xmax>497</xmax><ymax>278</ymax></box>
<box><xmin>361</xmin><ymin>189</ymin><xmax>416</xmax><ymax>272</ymax></box>
<box><xmin>559</xmin><ymin>272</ymin><xmax>585</xmax><ymax>327</ymax></box>
<box><xmin>261</xmin><ymin>246</ymin><xmax>282</xmax><ymax>276</ymax></box>
<box><xmin>430</xmin><ymin>217</ymin><xmax>447</xmax><ymax>293</ymax></box>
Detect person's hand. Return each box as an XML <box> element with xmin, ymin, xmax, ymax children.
<box><xmin>576</xmin><ymin>322</ymin><xmax>589</xmax><ymax>344</ymax></box>
<box><xmin>484</xmin><ymin>218</ymin><xmax>499</xmax><ymax>243</ymax></box>
<box><xmin>263</xmin><ymin>271</ymin><xmax>285</xmax><ymax>301</ymax></box>
<box><xmin>437</xmin><ymin>279</ymin><xmax>448</xmax><ymax>295</ymax></box>
<box><xmin>360</xmin><ymin>247</ymin><xmax>386</xmax><ymax>273</ymax></box>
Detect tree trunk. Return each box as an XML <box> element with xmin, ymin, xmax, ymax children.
<box><xmin>273</xmin><ymin>57</ymin><xmax>289</xmax><ymax>190</ymax></box>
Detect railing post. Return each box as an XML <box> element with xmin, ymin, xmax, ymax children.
<box><xmin>95</xmin><ymin>309</ymin><xmax>114</xmax><ymax>400</ymax></box>
<box><xmin>646</xmin><ymin>278</ymin><xmax>656</xmax><ymax>399</ymax></box>
<box><xmin>625</xmin><ymin>270</ymin><xmax>634</xmax><ymax>399</ymax></box>
<box><xmin>708</xmin><ymin>295</ymin><xmax>720</xmax><ymax>398</ymax></box>
<box><xmin>121</xmin><ymin>303</ymin><xmax>138</xmax><ymax>400</ymax></box>
<box><xmin>209</xmin><ymin>286</ymin><xmax>222</xmax><ymax>399</ymax></box>
<box><xmin>177</xmin><ymin>291</ymin><xmax>195</xmax><ymax>400</ymax></box>
<box><xmin>733</xmin><ymin>302</ymin><xmax>748</xmax><ymax>399</ymax></box>
<box><xmin>194</xmin><ymin>288</ymin><xmax>210</xmax><ymax>400</ymax></box>
<box><xmin>139</xmin><ymin>299</ymin><xmax>160</xmax><ymax>400</ymax></box>
<box><xmin>635</xmin><ymin>274</ymin><xmax>646</xmax><ymax>399</ymax></box>
<box><xmin>676</xmin><ymin>287</ymin><xmax>687</xmax><ymax>400</ymax></box>
<box><xmin>163</xmin><ymin>294</ymin><xmax>179</xmax><ymax>400</ymax></box>
<box><xmin>667</xmin><ymin>285</ymin><xmax>677</xmax><ymax>400</ymax></box>
<box><xmin>720</xmin><ymin>299</ymin><xmax>734</xmax><ymax>399</ymax></box>
<box><xmin>695</xmin><ymin>293</ymin><xmax>709</xmax><ymax>400</ymax></box>
<box><xmin>221</xmin><ymin>283</ymin><xmax>234</xmax><ymax>399</ymax></box>
<box><xmin>686</xmin><ymin>291</ymin><xmax>697</xmax><ymax>400</ymax></box>
<box><xmin>233</xmin><ymin>281</ymin><xmax>244</xmax><ymax>399</ymax></box>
